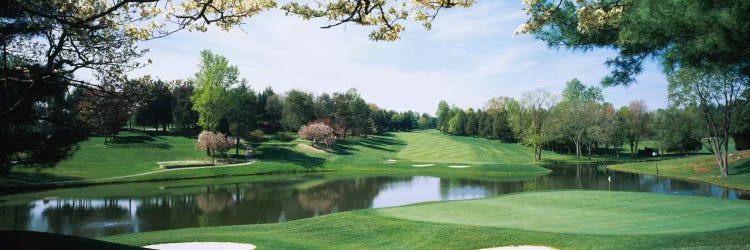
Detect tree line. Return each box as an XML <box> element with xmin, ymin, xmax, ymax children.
<box><xmin>436</xmin><ymin>78</ymin><xmax>750</xmax><ymax>165</ymax></box>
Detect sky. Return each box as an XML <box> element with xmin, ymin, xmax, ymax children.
<box><xmin>127</xmin><ymin>1</ymin><xmax>669</xmax><ymax>114</ymax></box>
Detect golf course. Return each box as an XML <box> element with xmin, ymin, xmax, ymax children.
<box><xmin>97</xmin><ymin>191</ymin><xmax>750</xmax><ymax>249</ymax></box>
<box><xmin>3</xmin><ymin>130</ymin><xmax>750</xmax><ymax>249</ymax></box>
<box><xmin>1</xmin><ymin>131</ymin><xmax>564</xmax><ymax>188</ymax></box>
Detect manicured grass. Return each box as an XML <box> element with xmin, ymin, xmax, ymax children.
<box><xmin>2</xmin><ymin>132</ymin><xmax>205</xmax><ymax>185</ymax></box>
<box><xmin>101</xmin><ymin>191</ymin><xmax>750</xmax><ymax>249</ymax></box>
<box><xmin>3</xmin><ymin>131</ymin><xmax>562</xmax><ymax>189</ymax></box>
<box><xmin>395</xmin><ymin>131</ymin><xmax>573</xmax><ymax>164</ymax></box>
<box><xmin>376</xmin><ymin>190</ymin><xmax>750</xmax><ymax>235</ymax></box>
<box><xmin>609</xmin><ymin>150</ymin><xmax>750</xmax><ymax>191</ymax></box>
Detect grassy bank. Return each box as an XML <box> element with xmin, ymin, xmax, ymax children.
<box><xmin>2</xmin><ymin>131</ymin><xmax>563</xmax><ymax>189</ymax></box>
<box><xmin>608</xmin><ymin>150</ymin><xmax>750</xmax><ymax>190</ymax></box>
<box><xmin>2</xmin><ymin>132</ymin><xmax>205</xmax><ymax>186</ymax></box>
<box><xmin>101</xmin><ymin>190</ymin><xmax>750</xmax><ymax>249</ymax></box>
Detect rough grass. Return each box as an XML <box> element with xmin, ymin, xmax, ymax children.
<box><xmin>608</xmin><ymin>150</ymin><xmax>750</xmax><ymax>191</ymax></box>
<box><xmin>101</xmin><ymin>191</ymin><xmax>750</xmax><ymax>249</ymax></box>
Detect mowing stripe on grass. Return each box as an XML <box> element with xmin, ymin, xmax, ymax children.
<box><xmin>374</xmin><ymin>190</ymin><xmax>750</xmax><ymax>235</ymax></box>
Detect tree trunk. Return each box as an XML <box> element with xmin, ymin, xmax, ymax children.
<box><xmin>235</xmin><ymin>137</ymin><xmax>240</xmax><ymax>156</ymax></box>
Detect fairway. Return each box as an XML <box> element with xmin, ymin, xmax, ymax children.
<box><xmin>394</xmin><ymin>131</ymin><xmax>568</xmax><ymax>164</ymax></box>
<box><xmin>376</xmin><ymin>191</ymin><xmax>750</xmax><ymax>235</ymax></box>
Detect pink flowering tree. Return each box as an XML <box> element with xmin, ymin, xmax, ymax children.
<box><xmin>196</xmin><ymin>131</ymin><xmax>234</xmax><ymax>163</ymax></box>
<box><xmin>298</xmin><ymin>122</ymin><xmax>339</xmax><ymax>147</ymax></box>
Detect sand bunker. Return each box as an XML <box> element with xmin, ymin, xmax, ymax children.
<box><xmin>412</xmin><ymin>164</ymin><xmax>435</xmax><ymax>167</ymax></box>
<box><xmin>296</xmin><ymin>144</ymin><xmax>327</xmax><ymax>153</ymax></box>
<box><xmin>480</xmin><ymin>246</ymin><xmax>555</xmax><ymax>250</ymax></box>
<box><xmin>387</xmin><ymin>159</ymin><xmax>397</xmax><ymax>162</ymax></box>
<box><xmin>448</xmin><ymin>165</ymin><xmax>471</xmax><ymax>168</ymax></box>
<box><xmin>145</xmin><ymin>242</ymin><xmax>256</xmax><ymax>250</ymax></box>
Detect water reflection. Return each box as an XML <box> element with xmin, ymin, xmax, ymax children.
<box><xmin>0</xmin><ymin>164</ymin><xmax>747</xmax><ymax>238</ymax></box>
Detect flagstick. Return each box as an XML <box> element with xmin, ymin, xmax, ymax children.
<box><xmin>608</xmin><ymin>174</ymin><xmax>611</xmax><ymax>200</ymax></box>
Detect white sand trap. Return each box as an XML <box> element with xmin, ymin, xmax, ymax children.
<box><xmin>448</xmin><ymin>165</ymin><xmax>471</xmax><ymax>168</ymax></box>
<box><xmin>387</xmin><ymin>159</ymin><xmax>397</xmax><ymax>162</ymax></box>
<box><xmin>296</xmin><ymin>144</ymin><xmax>327</xmax><ymax>153</ymax></box>
<box><xmin>145</xmin><ymin>242</ymin><xmax>256</xmax><ymax>250</ymax></box>
<box><xmin>411</xmin><ymin>164</ymin><xmax>435</xmax><ymax>167</ymax></box>
<box><xmin>480</xmin><ymin>246</ymin><xmax>555</xmax><ymax>250</ymax></box>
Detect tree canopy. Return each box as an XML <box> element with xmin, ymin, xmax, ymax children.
<box><xmin>518</xmin><ymin>0</ymin><xmax>750</xmax><ymax>86</ymax></box>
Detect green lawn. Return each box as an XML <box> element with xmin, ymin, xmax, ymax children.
<box><xmin>395</xmin><ymin>131</ymin><xmax>572</xmax><ymax>164</ymax></box>
<box><xmin>2</xmin><ymin>131</ymin><xmax>564</xmax><ymax>188</ymax></box>
<box><xmin>2</xmin><ymin>132</ymin><xmax>205</xmax><ymax>185</ymax></box>
<box><xmin>101</xmin><ymin>191</ymin><xmax>750</xmax><ymax>249</ymax></box>
<box><xmin>608</xmin><ymin>150</ymin><xmax>750</xmax><ymax>191</ymax></box>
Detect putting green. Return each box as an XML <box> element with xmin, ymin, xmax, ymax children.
<box><xmin>375</xmin><ymin>191</ymin><xmax>750</xmax><ymax>235</ymax></box>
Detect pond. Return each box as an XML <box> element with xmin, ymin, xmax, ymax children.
<box><xmin>1</xmin><ymin>164</ymin><xmax>747</xmax><ymax>238</ymax></box>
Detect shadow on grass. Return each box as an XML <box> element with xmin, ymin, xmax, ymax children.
<box><xmin>107</xmin><ymin>135</ymin><xmax>172</xmax><ymax>150</ymax></box>
<box><xmin>731</xmin><ymin>158</ymin><xmax>750</xmax><ymax>175</ymax></box>
<box><xmin>0</xmin><ymin>172</ymin><xmax>85</xmax><ymax>193</ymax></box>
<box><xmin>254</xmin><ymin>145</ymin><xmax>325</xmax><ymax>169</ymax></box>
<box><xmin>0</xmin><ymin>231</ymin><xmax>143</xmax><ymax>250</ymax></box>
<box><xmin>333</xmin><ymin>134</ymin><xmax>406</xmax><ymax>155</ymax></box>
<box><xmin>110</xmin><ymin>135</ymin><xmax>155</xmax><ymax>144</ymax></box>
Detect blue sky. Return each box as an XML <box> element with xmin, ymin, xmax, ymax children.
<box><xmin>129</xmin><ymin>1</ymin><xmax>668</xmax><ymax>114</ymax></box>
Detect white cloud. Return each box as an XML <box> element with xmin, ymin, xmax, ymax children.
<box><xmin>121</xmin><ymin>2</ymin><xmax>668</xmax><ymax>114</ymax></box>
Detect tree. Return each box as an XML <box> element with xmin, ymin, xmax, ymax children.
<box><xmin>668</xmin><ymin>66</ymin><xmax>749</xmax><ymax>177</ymax></box>
<box><xmin>734</xmin><ymin>90</ymin><xmax>750</xmax><ymax>151</ymax></box>
<box><xmin>196</xmin><ymin>131</ymin><xmax>233</xmax><ymax>163</ymax></box>
<box><xmin>226</xmin><ymin>83</ymin><xmax>257</xmax><ymax>155</ymax></box>
<box><xmin>572</xmin><ymin>101</ymin><xmax>617</xmax><ymax>158</ymax></box>
<box><xmin>465</xmin><ymin>108</ymin><xmax>478</xmax><ymax>136</ymax></box>
<box><xmin>448</xmin><ymin>109</ymin><xmax>467</xmax><ymax>136</ymax></box>
<box><xmin>172</xmin><ymin>80</ymin><xmax>200</xmax><ymax>135</ymax></box>
<box><xmin>282</xmin><ymin>89</ymin><xmax>315</xmax><ymax>131</ymax></box>
<box><xmin>299</xmin><ymin>121</ymin><xmax>339</xmax><ymax>147</ymax></box>
<box><xmin>596</xmin><ymin>103</ymin><xmax>623</xmax><ymax>157</ymax></box>
<box><xmin>518</xmin><ymin>0</ymin><xmax>750</xmax><ymax>86</ymax></box>
<box><xmin>654</xmin><ymin>107</ymin><xmax>703</xmax><ymax>156</ymax></box>
<box><xmin>76</xmin><ymin>84</ymin><xmax>131</xmax><ymax>144</ymax></box>
<box><xmin>135</xmin><ymin>78</ymin><xmax>174</xmax><ymax>132</ymax></box>
<box><xmin>349</xmin><ymin>96</ymin><xmax>374</xmax><ymax>136</ymax></box>
<box><xmin>559</xmin><ymin>79</ymin><xmax>604</xmax><ymax>157</ymax></box>
<box><xmin>517</xmin><ymin>89</ymin><xmax>558</xmax><ymax>161</ymax></box>
<box><xmin>436</xmin><ymin>100</ymin><xmax>450</xmax><ymax>134</ymax></box>
<box><xmin>263</xmin><ymin>93</ymin><xmax>284</xmax><ymax>133</ymax></box>
<box><xmin>314</xmin><ymin>93</ymin><xmax>336</xmax><ymax>120</ymax></box>
<box><xmin>484</xmin><ymin>97</ymin><xmax>515</xmax><ymax>142</ymax></box>
<box><xmin>622</xmin><ymin>100</ymin><xmax>650</xmax><ymax>157</ymax></box>
<box><xmin>417</xmin><ymin>113</ymin><xmax>434</xmax><ymax>130</ymax></box>
<box><xmin>191</xmin><ymin>50</ymin><xmax>237</xmax><ymax>131</ymax></box>
<box><xmin>0</xmin><ymin>0</ymin><xmax>472</xmax><ymax>172</ymax></box>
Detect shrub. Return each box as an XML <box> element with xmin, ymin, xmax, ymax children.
<box><xmin>299</xmin><ymin>122</ymin><xmax>338</xmax><ymax>147</ymax></box>
<box><xmin>196</xmin><ymin>131</ymin><xmax>234</xmax><ymax>163</ymax></box>
<box><xmin>277</xmin><ymin>132</ymin><xmax>296</xmax><ymax>142</ymax></box>
<box><xmin>248</xmin><ymin>129</ymin><xmax>266</xmax><ymax>142</ymax></box>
